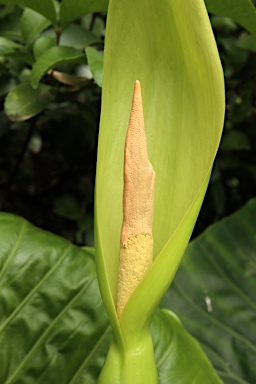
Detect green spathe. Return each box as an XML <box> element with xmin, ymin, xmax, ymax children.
<box><xmin>95</xmin><ymin>0</ymin><xmax>225</xmax><ymax>382</ymax></box>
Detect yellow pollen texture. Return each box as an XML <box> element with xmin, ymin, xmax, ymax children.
<box><xmin>117</xmin><ymin>234</ymin><xmax>153</xmax><ymax>318</ymax></box>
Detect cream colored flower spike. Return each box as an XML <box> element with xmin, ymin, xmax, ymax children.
<box><xmin>117</xmin><ymin>80</ymin><xmax>156</xmax><ymax>318</ymax></box>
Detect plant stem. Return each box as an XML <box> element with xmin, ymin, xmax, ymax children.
<box><xmin>98</xmin><ymin>330</ymin><xmax>158</xmax><ymax>384</ymax></box>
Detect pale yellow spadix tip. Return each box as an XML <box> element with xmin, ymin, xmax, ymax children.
<box><xmin>117</xmin><ymin>80</ymin><xmax>155</xmax><ymax>318</ymax></box>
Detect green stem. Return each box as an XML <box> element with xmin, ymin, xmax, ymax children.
<box><xmin>97</xmin><ymin>329</ymin><xmax>158</xmax><ymax>384</ymax></box>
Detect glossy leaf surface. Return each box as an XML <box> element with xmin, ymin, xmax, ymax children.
<box><xmin>0</xmin><ymin>213</ymin><xmax>221</xmax><ymax>383</ymax></box>
<box><xmin>31</xmin><ymin>46</ymin><xmax>87</xmax><ymax>88</ymax></box>
<box><xmin>205</xmin><ymin>0</ymin><xmax>256</xmax><ymax>39</ymax></box>
<box><xmin>0</xmin><ymin>213</ymin><xmax>110</xmax><ymax>383</ymax></box>
<box><xmin>95</xmin><ymin>0</ymin><xmax>225</xmax><ymax>334</ymax></box>
<box><xmin>4</xmin><ymin>83</ymin><xmax>56</xmax><ymax>121</ymax></box>
<box><xmin>162</xmin><ymin>199</ymin><xmax>256</xmax><ymax>384</ymax></box>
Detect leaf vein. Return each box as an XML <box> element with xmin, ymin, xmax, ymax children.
<box><xmin>4</xmin><ymin>276</ymin><xmax>96</xmax><ymax>383</ymax></box>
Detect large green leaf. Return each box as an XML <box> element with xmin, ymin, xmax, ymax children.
<box><xmin>205</xmin><ymin>0</ymin><xmax>256</xmax><ymax>40</ymax></box>
<box><xmin>4</xmin><ymin>83</ymin><xmax>56</xmax><ymax>121</ymax></box>
<box><xmin>0</xmin><ymin>213</ymin><xmax>221</xmax><ymax>383</ymax></box>
<box><xmin>0</xmin><ymin>213</ymin><xmax>110</xmax><ymax>383</ymax></box>
<box><xmin>95</xmin><ymin>0</ymin><xmax>225</xmax><ymax>338</ymax></box>
<box><xmin>162</xmin><ymin>199</ymin><xmax>256</xmax><ymax>384</ymax></box>
<box><xmin>59</xmin><ymin>0</ymin><xmax>109</xmax><ymax>28</ymax></box>
<box><xmin>0</xmin><ymin>0</ymin><xmax>57</xmax><ymax>24</ymax></box>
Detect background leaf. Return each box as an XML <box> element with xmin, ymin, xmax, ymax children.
<box><xmin>6</xmin><ymin>49</ymin><xmax>34</xmax><ymax>66</ymax></box>
<box><xmin>86</xmin><ymin>47</ymin><xmax>103</xmax><ymax>87</ymax></box>
<box><xmin>4</xmin><ymin>83</ymin><xmax>56</xmax><ymax>121</ymax></box>
<box><xmin>20</xmin><ymin>8</ymin><xmax>51</xmax><ymax>45</ymax></box>
<box><xmin>57</xmin><ymin>24</ymin><xmax>101</xmax><ymax>49</ymax></box>
<box><xmin>0</xmin><ymin>5</ymin><xmax>21</xmax><ymax>40</ymax></box>
<box><xmin>33</xmin><ymin>36</ymin><xmax>56</xmax><ymax>59</ymax></box>
<box><xmin>58</xmin><ymin>24</ymin><xmax>100</xmax><ymax>49</ymax></box>
<box><xmin>205</xmin><ymin>0</ymin><xmax>256</xmax><ymax>40</ymax></box>
<box><xmin>0</xmin><ymin>212</ymin><xmax>221</xmax><ymax>383</ymax></box>
<box><xmin>59</xmin><ymin>0</ymin><xmax>109</xmax><ymax>28</ymax></box>
<box><xmin>0</xmin><ymin>36</ymin><xmax>21</xmax><ymax>55</ymax></box>
<box><xmin>31</xmin><ymin>46</ymin><xmax>87</xmax><ymax>88</ymax></box>
<box><xmin>162</xmin><ymin>199</ymin><xmax>256</xmax><ymax>384</ymax></box>
<box><xmin>0</xmin><ymin>213</ymin><xmax>110</xmax><ymax>383</ymax></box>
<box><xmin>0</xmin><ymin>0</ymin><xmax>57</xmax><ymax>24</ymax></box>
<box><xmin>34</xmin><ymin>24</ymin><xmax>99</xmax><ymax>56</ymax></box>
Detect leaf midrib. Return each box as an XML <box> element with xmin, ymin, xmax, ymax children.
<box><xmin>172</xmin><ymin>282</ymin><xmax>256</xmax><ymax>355</ymax></box>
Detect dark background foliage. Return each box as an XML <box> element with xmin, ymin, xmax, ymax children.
<box><xmin>0</xmin><ymin>4</ymin><xmax>255</xmax><ymax>244</ymax></box>
<box><xmin>194</xmin><ymin>15</ymin><xmax>256</xmax><ymax>236</ymax></box>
